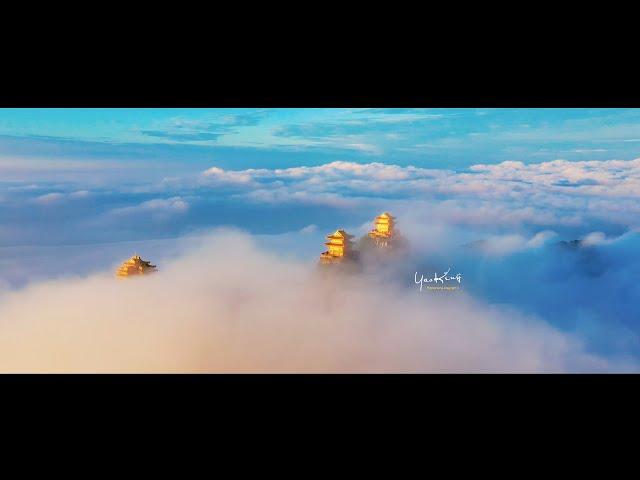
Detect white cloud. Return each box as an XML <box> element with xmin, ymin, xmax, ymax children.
<box><xmin>344</xmin><ymin>143</ymin><xmax>383</xmax><ymax>155</ymax></box>
<box><xmin>468</xmin><ymin>158</ymin><xmax>640</xmax><ymax>197</ymax></box>
<box><xmin>198</xmin><ymin>158</ymin><xmax>640</xmax><ymax>228</ymax></box>
<box><xmin>238</xmin><ymin>188</ymin><xmax>356</xmax><ymax>207</ymax></box>
<box><xmin>31</xmin><ymin>190</ymin><xmax>92</xmax><ymax>205</ymax></box>
<box><xmin>526</xmin><ymin>230</ymin><xmax>558</xmax><ymax>248</ymax></box>
<box><xmin>34</xmin><ymin>192</ymin><xmax>65</xmax><ymax>204</ymax></box>
<box><xmin>69</xmin><ymin>190</ymin><xmax>91</xmax><ymax>198</ymax></box>
<box><xmin>581</xmin><ymin>231</ymin><xmax>609</xmax><ymax>246</ymax></box>
<box><xmin>202</xmin><ymin>166</ymin><xmax>255</xmax><ymax>184</ymax></box>
<box><xmin>201</xmin><ymin>158</ymin><xmax>640</xmax><ymax>200</ymax></box>
<box><xmin>465</xmin><ymin>231</ymin><xmax>559</xmax><ymax>256</ymax></box>
<box><xmin>110</xmin><ymin>197</ymin><xmax>189</xmax><ymax>216</ymax></box>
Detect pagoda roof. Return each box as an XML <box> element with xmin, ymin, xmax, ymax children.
<box><xmin>326</xmin><ymin>229</ymin><xmax>354</xmax><ymax>239</ymax></box>
<box><xmin>120</xmin><ymin>254</ymin><xmax>157</xmax><ymax>267</ymax></box>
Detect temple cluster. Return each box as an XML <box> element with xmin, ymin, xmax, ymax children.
<box><xmin>319</xmin><ymin>212</ymin><xmax>404</xmax><ymax>267</ymax></box>
<box><xmin>114</xmin><ymin>212</ymin><xmax>402</xmax><ymax>278</ymax></box>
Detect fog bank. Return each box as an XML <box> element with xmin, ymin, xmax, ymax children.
<box><xmin>0</xmin><ymin>230</ymin><xmax>625</xmax><ymax>373</ymax></box>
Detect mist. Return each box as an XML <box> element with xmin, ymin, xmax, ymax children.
<box><xmin>0</xmin><ymin>230</ymin><xmax>628</xmax><ymax>373</ymax></box>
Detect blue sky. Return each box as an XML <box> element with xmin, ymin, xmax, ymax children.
<box><xmin>2</xmin><ymin>108</ymin><xmax>640</xmax><ymax>173</ymax></box>
<box><xmin>1</xmin><ymin>108</ymin><xmax>640</xmax><ymax>371</ymax></box>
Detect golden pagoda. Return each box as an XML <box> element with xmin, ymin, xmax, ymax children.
<box><xmin>367</xmin><ymin>212</ymin><xmax>396</xmax><ymax>246</ymax></box>
<box><xmin>116</xmin><ymin>254</ymin><xmax>157</xmax><ymax>278</ymax></box>
<box><xmin>319</xmin><ymin>229</ymin><xmax>356</xmax><ymax>265</ymax></box>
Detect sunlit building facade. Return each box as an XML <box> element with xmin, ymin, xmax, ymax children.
<box><xmin>319</xmin><ymin>229</ymin><xmax>356</xmax><ymax>265</ymax></box>
<box><xmin>116</xmin><ymin>255</ymin><xmax>157</xmax><ymax>278</ymax></box>
<box><xmin>367</xmin><ymin>212</ymin><xmax>396</xmax><ymax>247</ymax></box>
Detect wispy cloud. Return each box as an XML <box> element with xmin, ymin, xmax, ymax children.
<box><xmin>136</xmin><ymin>110</ymin><xmax>271</xmax><ymax>144</ymax></box>
<box><xmin>140</xmin><ymin>131</ymin><xmax>224</xmax><ymax>142</ymax></box>
<box><xmin>110</xmin><ymin>197</ymin><xmax>189</xmax><ymax>217</ymax></box>
<box><xmin>34</xmin><ymin>192</ymin><xmax>65</xmax><ymax>204</ymax></box>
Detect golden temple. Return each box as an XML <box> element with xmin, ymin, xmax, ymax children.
<box><xmin>115</xmin><ymin>254</ymin><xmax>157</xmax><ymax>278</ymax></box>
<box><xmin>367</xmin><ymin>212</ymin><xmax>396</xmax><ymax>246</ymax></box>
<box><xmin>319</xmin><ymin>229</ymin><xmax>356</xmax><ymax>265</ymax></box>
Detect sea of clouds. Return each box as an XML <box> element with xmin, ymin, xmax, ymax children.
<box><xmin>0</xmin><ymin>230</ymin><xmax>630</xmax><ymax>373</ymax></box>
<box><xmin>0</xmin><ymin>157</ymin><xmax>639</xmax><ymax>372</ymax></box>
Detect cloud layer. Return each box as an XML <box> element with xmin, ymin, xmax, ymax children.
<box><xmin>0</xmin><ymin>231</ymin><xmax>621</xmax><ymax>373</ymax></box>
<box><xmin>3</xmin><ymin>157</ymin><xmax>639</xmax><ymax>249</ymax></box>
<box><xmin>198</xmin><ymin>158</ymin><xmax>640</xmax><ymax>232</ymax></box>
<box><xmin>1</xmin><ymin>156</ymin><xmax>639</xmax><ymax>372</ymax></box>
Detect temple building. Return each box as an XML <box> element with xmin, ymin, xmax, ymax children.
<box><xmin>367</xmin><ymin>212</ymin><xmax>397</xmax><ymax>247</ymax></box>
<box><xmin>116</xmin><ymin>254</ymin><xmax>157</xmax><ymax>278</ymax></box>
<box><xmin>319</xmin><ymin>229</ymin><xmax>356</xmax><ymax>265</ymax></box>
